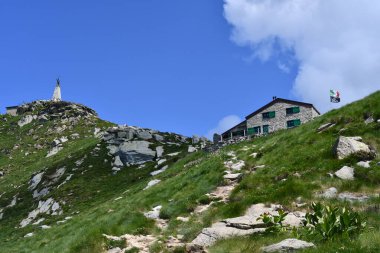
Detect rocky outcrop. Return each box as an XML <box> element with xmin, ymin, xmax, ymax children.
<box><xmin>20</xmin><ymin>198</ymin><xmax>62</xmax><ymax>227</ymax></box>
<box><xmin>333</xmin><ymin>136</ymin><xmax>375</xmax><ymax>160</ymax></box>
<box><xmin>261</xmin><ymin>239</ymin><xmax>315</xmax><ymax>252</ymax></box>
<box><xmin>102</xmin><ymin>125</ymin><xmax>204</xmax><ymax>172</ymax></box>
<box><xmin>190</xmin><ymin>204</ymin><xmax>305</xmax><ymax>249</ymax></box>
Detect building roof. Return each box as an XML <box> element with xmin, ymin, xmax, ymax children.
<box><xmin>221</xmin><ymin>120</ymin><xmax>246</xmax><ymax>136</ymax></box>
<box><xmin>6</xmin><ymin>106</ymin><xmax>19</xmax><ymax>110</ymax></box>
<box><xmin>245</xmin><ymin>98</ymin><xmax>320</xmax><ymax>119</ymax></box>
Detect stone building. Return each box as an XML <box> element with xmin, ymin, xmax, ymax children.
<box><xmin>221</xmin><ymin>98</ymin><xmax>320</xmax><ymax>140</ymax></box>
<box><xmin>5</xmin><ymin>106</ymin><xmax>18</xmax><ymax>116</ymax></box>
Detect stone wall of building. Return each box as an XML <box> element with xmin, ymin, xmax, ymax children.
<box><xmin>246</xmin><ymin>102</ymin><xmax>317</xmax><ymax>133</ymax></box>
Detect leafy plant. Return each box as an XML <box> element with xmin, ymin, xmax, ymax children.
<box><xmin>257</xmin><ymin>209</ymin><xmax>289</xmax><ymax>233</ymax></box>
<box><xmin>303</xmin><ymin>202</ymin><xmax>366</xmax><ymax>241</ymax></box>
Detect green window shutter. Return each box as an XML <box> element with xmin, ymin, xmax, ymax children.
<box><xmin>269</xmin><ymin>111</ymin><xmax>275</xmax><ymax>118</ymax></box>
<box><xmin>263</xmin><ymin>125</ymin><xmax>269</xmax><ymax>133</ymax></box>
<box><xmin>294</xmin><ymin>119</ymin><xmax>301</xmax><ymax>126</ymax></box>
<box><xmin>247</xmin><ymin>128</ymin><xmax>255</xmax><ymax>135</ymax></box>
<box><xmin>293</xmin><ymin>107</ymin><xmax>300</xmax><ymax>113</ymax></box>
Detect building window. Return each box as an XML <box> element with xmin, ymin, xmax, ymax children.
<box><xmin>262</xmin><ymin>111</ymin><xmax>275</xmax><ymax>119</ymax></box>
<box><xmin>287</xmin><ymin>119</ymin><xmax>301</xmax><ymax>128</ymax></box>
<box><xmin>254</xmin><ymin>126</ymin><xmax>261</xmax><ymax>134</ymax></box>
<box><xmin>286</xmin><ymin>106</ymin><xmax>300</xmax><ymax>115</ymax></box>
<box><xmin>247</xmin><ymin>128</ymin><xmax>255</xmax><ymax>135</ymax></box>
<box><xmin>263</xmin><ymin>125</ymin><xmax>269</xmax><ymax>134</ymax></box>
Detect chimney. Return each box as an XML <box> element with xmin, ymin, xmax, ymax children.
<box><xmin>272</xmin><ymin>96</ymin><xmax>277</xmax><ymax>100</ymax></box>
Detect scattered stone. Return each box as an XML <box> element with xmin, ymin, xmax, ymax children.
<box><xmin>46</xmin><ymin>146</ymin><xmax>63</xmax><ymax>157</ymax></box>
<box><xmin>167</xmin><ymin>152</ymin><xmax>180</xmax><ymax>157</ymax></box>
<box><xmin>24</xmin><ymin>233</ymin><xmax>34</xmax><ymax>238</ymax></box>
<box><xmin>261</xmin><ymin>239</ymin><xmax>315</xmax><ymax>252</ymax></box>
<box><xmin>144</xmin><ymin>179</ymin><xmax>161</xmax><ymax>190</ymax></box>
<box><xmin>224</xmin><ymin>160</ymin><xmax>245</xmax><ymax>171</ymax></box>
<box><xmin>33</xmin><ymin>188</ymin><xmax>50</xmax><ymax>198</ymax></box>
<box><xmin>335</xmin><ymin>166</ymin><xmax>355</xmax><ymax>180</ymax></box>
<box><xmin>40</xmin><ymin>225</ymin><xmax>51</xmax><ymax>229</ymax></box>
<box><xmin>29</xmin><ymin>172</ymin><xmax>44</xmax><ymax>190</ymax></box>
<box><xmin>250</xmin><ymin>153</ymin><xmax>258</xmax><ymax>158</ymax></box>
<box><xmin>188</xmin><ymin>146</ymin><xmax>197</xmax><ymax>153</ymax></box>
<box><xmin>20</xmin><ymin>198</ymin><xmax>62</xmax><ymax>227</ymax></box>
<box><xmin>7</xmin><ymin>195</ymin><xmax>17</xmax><ymax>207</ymax></box>
<box><xmin>144</xmin><ymin>206</ymin><xmax>162</xmax><ymax>219</ymax></box>
<box><xmin>333</xmin><ymin>136</ymin><xmax>373</xmax><ymax>160</ymax></box>
<box><xmin>357</xmin><ymin>161</ymin><xmax>370</xmax><ymax>168</ymax></box>
<box><xmin>154</xmin><ymin>134</ymin><xmax>164</xmax><ymax>142</ymax></box>
<box><xmin>176</xmin><ymin>216</ymin><xmax>190</xmax><ymax>222</ymax></box>
<box><xmin>317</xmin><ymin>123</ymin><xmax>335</xmax><ymax>132</ymax></box>
<box><xmin>113</xmin><ymin>156</ymin><xmax>124</xmax><ymax>167</ymax></box>
<box><xmin>157</xmin><ymin>159</ymin><xmax>167</xmax><ymax>165</ymax></box>
<box><xmin>18</xmin><ymin>115</ymin><xmax>37</xmax><ymax>127</ymax></box>
<box><xmin>365</xmin><ymin>117</ymin><xmax>374</xmax><ymax>124</ymax></box>
<box><xmin>32</xmin><ymin>218</ymin><xmax>45</xmax><ymax>225</ymax></box>
<box><xmin>150</xmin><ymin>165</ymin><xmax>168</xmax><ymax>176</ymax></box>
<box><xmin>156</xmin><ymin>146</ymin><xmax>164</xmax><ymax>157</ymax></box>
<box><xmin>223</xmin><ymin>173</ymin><xmax>242</xmax><ymax>181</ymax></box>
<box><xmin>338</xmin><ymin>192</ymin><xmax>370</xmax><ymax>202</ymax></box>
<box><xmin>317</xmin><ymin>187</ymin><xmax>338</xmax><ymax>199</ymax></box>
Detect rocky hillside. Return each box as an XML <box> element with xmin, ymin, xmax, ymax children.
<box><xmin>0</xmin><ymin>92</ymin><xmax>379</xmax><ymax>253</ymax></box>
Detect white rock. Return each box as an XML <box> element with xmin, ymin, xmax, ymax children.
<box><xmin>334</xmin><ymin>136</ymin><xmax>372</xmax><ymax>160</ymax></box>
<box><xmin>32</xmin><ymin>218</ymin><xmax>45</xmax><ymax>225</ymax></box>
<box><xmin>338</xmin><ymin>192</ymin><xmax>370</xmax><ymax>202</ymax></box>
<box><xmin>144</xmin><ymin>179</ymin><xmax>161</xmax><ymax>190</ymax></box>
<box><xmin>113</xmin><ymin>156</ymin><xmax>124</xmax><ymax>167</ymax></box>
<box><xmin>167</xmin><ymin>152</ymin><xmax>180</xmax><ymax>157</ymax></box>
<box><xmin>157</xmin><ymin>159</ymin><xmax>167</xmax><ymax>165</ymax></box>
<box><xmin>18</xmin><ymin>115</ymin><xmax>37</xmax><ymax>127</ymax></box>
<box><xmin>156</xmin><ymin>146</ymin><xmax>164</xmax><ymax>157</ymax></box>
<box><xmin>261</xmin><ymin>239</ymin><xmax>315</xmax><ymax>252</ymax></box>
<box><xmin>7</xmin><ymin>195</ymin><xmax>17</xmax><ymax>207</ymax></box>
<box><xmin>144</xmin><ymin>205</ymin><xmax>162</xmax><ymax>219</ymax></box>
<box><xmin>33</xmin><ymin>188</ymin><xmax>50</xmax><ymax>198</ymax></box>
<box><xmin>150</xmin><ymin>165</ymin><xmax>168</xmax><ymax>176</ymax></box>
<box><xmin>40</xmin><ymin>225</ymin><xmax>51</xmax><ymax>229</ymax></box>
<box><xmin>29</xmin><ymin>172</ymin><xmax>44</xmax><ymax>190</ymax></box>
<box><xmin>46</xmin><ymin>146</ymin><xmax>63</xmax><ymax>157</ymax></box>
<box><xmin>60</xmin><ymin>136</ymin><xmax>68</xmax><ymax>143</ymax></box>
<box><xmin>223</xmin><ymin>173</ymin><xmax>242</xmax><ymax>180</ymax></box>
<box><xmin>357</xmin><ymin>161</ymin><xmax>370</xmax><ymax>168</ymax></box>
<box><xmin>335</xmin><ymin>166</ymin><xmax>355</xmax><ymax>180</ymax></box>
<box><xmin>250</xmin><ymin>153</ymin><xmax>258</xmax><ymax>158</ymax></box>
<box><xmin>318</xmin><ymin>187</ymin><xmax>338</xmax><ymax>199</ymax></box>
<box><xmin>24</xmin><ymin>233</ymin><xmax>34</xmax><ymax>238</ymax></box>
<box><xmin>188</xmin><ymin>146</ymin><xmax>197</xmax><ymax>153</ymax></box>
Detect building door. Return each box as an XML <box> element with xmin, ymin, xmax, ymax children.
<box><xmin>263</xmin><ymin>125</ymin><xmax>269</xmax><ymax>134</ymax></box>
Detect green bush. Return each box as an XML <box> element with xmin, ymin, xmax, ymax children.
<box><xmin>257</xmin><ymin>209</ymin><xmax>288</xmax><ymax>233</ymax></box>
<box><xmin>303</xmin><ymin>202</ymin><xmax>366</xmax><ymax>241</ymax></box>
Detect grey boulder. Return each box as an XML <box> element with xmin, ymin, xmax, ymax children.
<box><xmin>261</xmin><ymin>239</ymin><xmax>315</xmax><ymax>252</ymax></box>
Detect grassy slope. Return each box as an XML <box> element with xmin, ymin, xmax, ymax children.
<box><xmin>0</xmin><ymin>91</ymin><xmax>379</xmax><ymax>253</ymax></box>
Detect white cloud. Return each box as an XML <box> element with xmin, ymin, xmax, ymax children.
<box><xmin>206</xmin><ymin>115</ymin><xmax>242</xmax><ymax>139</ymax></box>
<box><xmin>224</xmin><ymin>0</ymin><xmax>380</xmax><ymax>112</ymax></box>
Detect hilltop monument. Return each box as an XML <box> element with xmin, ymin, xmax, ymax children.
<box><xmin>52</xmin><ymin>78</ymin><xmax>62</xmax><ymax>102</ymax></box>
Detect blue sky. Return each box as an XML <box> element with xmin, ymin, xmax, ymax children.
<box><xmin>3</xmin><ymin>1</ymin><xmax>377</xmax><ymax>138</ymax></box>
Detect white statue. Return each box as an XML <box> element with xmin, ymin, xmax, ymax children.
<box><xmin>52</xmin><ymin>78</ymin><xmax>62</xmax><ymax>102</ymax></box>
